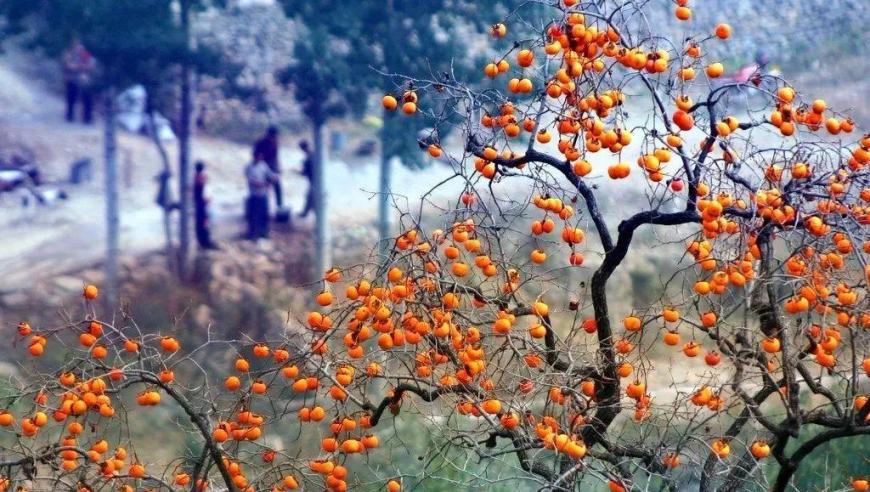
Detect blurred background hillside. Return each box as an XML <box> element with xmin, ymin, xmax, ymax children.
<box><xmin>1</xmin><ymin>0</ymin><xmax>867</xmax><ymax>313</ymax></box>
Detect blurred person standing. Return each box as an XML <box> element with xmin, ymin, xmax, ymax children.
<box><xmin>296</xmin><ymin>140</ymin><xmax>315</xmax><ymax>219</ymax></box>
<box><xmin>253</xmin><ymin>126</ymin><xmax>283</xmax><ymax>211</ymax></box>
<box><xmin>194</xmin><ymin>161</ymin><xmax>217</xmax><ymax>249</ymax></box>
<box><xmin>727</xmin><ymin>52</ymin><xmax>770</xmax><ymax>85</ymax></box>
<box><xmin>62</xmin><ymin>37</ymin><xmax>97</xmax><ymax>124</ymax></box>
<box><xmin>245</xmin><ymin>150</ymin><xmax>278</xmax><ymax>240</ymax></box>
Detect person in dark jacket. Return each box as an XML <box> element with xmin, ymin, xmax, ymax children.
<box><xmin>194</xmin><ymin>161</ymin><xmax>217</xmax><ymax>249</ymax></box>
<box><xmin>296</xmin><ymin>140</ymin><xmax>316</xmax><ymax>219</ymax></box>
<box><xmin>253</xmin><ymin>126</ymin><xmax>282</xmax><ymax>209</ymax></box>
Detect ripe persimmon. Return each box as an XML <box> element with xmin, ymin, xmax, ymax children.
<box><xmin>712</xmin><ymin>439</ymin><xmax>731</xmax><ymax>458</ymax></box>
<box><xmin>750</xmin><ymin>440</ymin><xmax>770</xmax><ymax>459</ymax></box>
<box><xmin>706</xmin><ymin>62</ymin><xmax>724</xmax><ymax>78</ymax></box>
<box><xmin>382</xmin><ymin>95</ymin><xmax>398</xmax><ymax>111</ymax></box>
<box><xmin>160</xmin><ymin>336</ymin><xmax>180</xmax><ymax>353</ymax></box>
<box><xmin>83</xmin><ymin>284</ymin><xmax>99</xmax><ymax>300</ymax></box>
<box><xmin>675</xmin><ymin>6</ymin><xmax>691</xmax><ymax>20</ymax></box>
<box><xmin>225</xmin><ymin>376</ymin><xmax>241</xmax><ymax>391</ymax></box>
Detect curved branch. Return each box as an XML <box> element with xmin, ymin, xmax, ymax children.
<box><xmin>772</xmin><ymin>426</ymin><xmax>870</xmax><ymax>492</ymax></box>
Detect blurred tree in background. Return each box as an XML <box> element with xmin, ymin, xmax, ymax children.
<box><xmin>0</xmin><ymin>0</ymin><xmax>225</xmax><ymax>292</ymax></box>
<box><xmin>275</xmin><ymin>24</ymin><xmax>361</xmax><ymax>280</ymax></box>
<box><xmin>193</xmin><ymin>3</ymin><xmax>298</xmax><ymax>136</ymax></box>
<box><xmin>1</xmin><ymin>0</ymin><xmax>188</xmax><ymax>306</ymax></box>
<box><xmin>277</xmin><ymin>0</ymin><xmax>509</xmax><ymax>261</ymax></box>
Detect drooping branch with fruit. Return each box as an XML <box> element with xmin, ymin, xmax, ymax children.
<box><xmin>2</xmin><ymin>1</ymin><xmax>869</xmax><ymax>491</ymax></box>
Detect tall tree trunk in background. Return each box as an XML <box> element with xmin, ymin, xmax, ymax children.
<box><xmin>377</xmin><ymin>132</ymin><xmax>392</xmax><ymax>259</ymax></box>
<box><xmin>376</xmin><ymin>0</ymin><xmax>397</xmax><ymax>260</ymax></box>
<box><xmin>103</xmin><ymin>87</ymin><xmax>120</xmax><ymax>309</ymax></box>
<box><xmin>312</xmin><ymin>121</ymin><xmax>329</xmax><ymax>280</ymax></box>
<box><xmin>177</xmin><ymin>0</ymin><xmax>193</xmax><ymax>281</ymax></box>
<box><xmin>148</xmin><ymin>109</ymin><xmax>176</xmax><ymax>274</ymax></box>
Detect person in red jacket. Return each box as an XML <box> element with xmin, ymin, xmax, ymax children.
<box><xmin>62</xmin><ymin>37</ymin><xmax>96</xmax><ymax>124</ymax></box>
<box><xmin>724</xmin><ymin>52</ymin><xmax>770</xmax><ymax>85</ymax></box>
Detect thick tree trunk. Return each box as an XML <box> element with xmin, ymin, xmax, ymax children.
<box><xmin>103</xmin><ymin>88</ymin><xmax>119</xmax><ymax>309</ymax></box>
<box><xmin>312</xmin><ymin>121</ymin><xmax>330</xmax><ymax>280</ymax></box>
<box><xmin>177</xmin><ymin>0</ymin><xmax>193</xmax><ymax>281</ymax></box>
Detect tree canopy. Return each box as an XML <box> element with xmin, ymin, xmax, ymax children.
<box><xmin>1</xmin><ymin>0</ymin><xmax>192</xmax><ymax>91</ymax></box>
<box><xmin>277</xmin><ymin>0</ymin><xmax>508</xmax><ymax>167</ymax></box>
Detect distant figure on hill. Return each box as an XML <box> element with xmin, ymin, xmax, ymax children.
<box><xmin>722</xmin><ymin>52</ymin><xmax>770</xmax><ymax>86</ymax></box>
<box><xmin>253</xmin><ymin>126</ymin><xmax>283</xmax><ymax>210</ymax></box>
<box><xmin>194</xmin><ymin>161</ymin><xmax>217</xmax><ymax>250</ymax></box>
<box><xmin>245</xmin><ymin>150</ymin><xmax>278</xmax><ymax>240</ymax></box>
<box><xmin>710</xmin><ymin>52</ymin><xmax>773</xmax><ymax>121</ymax></box>
<box><xmin>62</xmin><ymin>37</ymin><xmax>97</xmax><ymax>124</ymax></box>
<box><xmin>297</xmin><ymin>140</ymin><xmax>315</xmax><ymax>219</ymax></box>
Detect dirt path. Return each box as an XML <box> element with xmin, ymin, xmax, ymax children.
<box><xmin>0</xmin><ymin>118</ymin><xmax>459</xmax><ymax>293</ymax></box>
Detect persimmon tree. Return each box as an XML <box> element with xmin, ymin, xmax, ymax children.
<box><xmin>2</xmin><ymin>1</ymin><xmax>870</xmax><ymax>491</ymax></box>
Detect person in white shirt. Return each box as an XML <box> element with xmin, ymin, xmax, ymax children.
<box><xmin>245</xmin><ymin>150</ymin><xmax>278</xmax><ymax>240</ymax></box>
